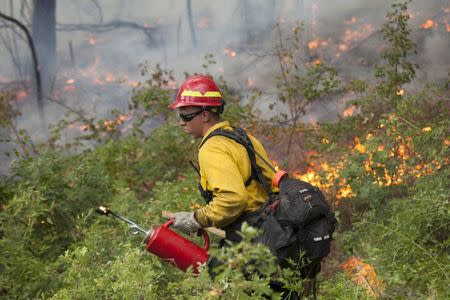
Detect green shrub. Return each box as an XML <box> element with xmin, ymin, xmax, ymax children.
<box><xmin>340</xmin><ymin>168</ymin><xmax>449</xmax><ymax>298</ymax></box>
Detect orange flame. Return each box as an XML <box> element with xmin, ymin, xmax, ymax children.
<box><xmin>342</xmin><ymin>106</ymin><xmax>357</xmax><ymax>117</ymax></box>
<box><xmin>88</xmin><ymin>35</ymin><xmax>97</xmax><ymax>45</ymax></box>
<box><xmin>338</xmin><ymin>44</ymin><xmax>349</xmax><ymax>52</ymax></box>
<box><xmin>337</xmin><ymin>184</ymin><xmax>354</xmax><ymax>199</ymax></box>
<box><xmin>342</xmin><ymin>24</ymin><xmax>374</xmax><ymax>45</ymax></box>
<box><xmin>103</xmin><ymin>120</ymin><xmax>114</xmax><ymax>131</ymax></box>
<box><xmin>308</xmin><ymin>40</ymin><xmax>319</xmax><ymax>49</ymax></box>
<box><xmin>396</xmin><ymin>89</ymin><xmax>405</xmax><ymax>96</ymax></box>
<box><xmin>353</xmin><ymin>137</ymin><xmax>366</xmax><ymax>154</ymax></box>
<box><xmin>291</xmin><ymin>115</ymin><xmax>444</xmax><ymax>201</ymax></box>
<box><xmin>362</xmin><ymin>126</ymin><xmax>443</xmax><ymax>184</ymax></box>
<box><xmin>421</xmin><ymin>19</ymin><xmax>435</xmax><ymax>29</ymax></box>
<box><xmin>293</xmin><ymin>160</ymin><xmax>355</xmax><ymax>202</ymax></box>
<box><xmin>16</xmin><ymin>90</ymin><xmax>28</xmax><ymax>101</ymax></box>
<box><xmin>341</xmin><ymin>256</ymin><xmax>384</xmax><ymax>297</ymax></box>
<box><xmin>68</xmin><ymin>123</ymin><xmax>89</xmax><ymax>132</ymax></box>
<box><xmin>224</xmin><ymin>48</ymin><xmax>237</xmax><ymax>58</ymax></box>
<box><xmin>116</xmin><ymin>114</ymin><xmax>131</xmax><ymax>125</ymax></box>
<box><xmin>105</xmin><ymin>73</ymin><xmax>115</xmax><ymax>82</ymax></box>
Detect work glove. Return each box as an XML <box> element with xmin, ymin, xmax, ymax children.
<box><xmin>173</xmin><ymin>211</ymin><xmax>202</xmax><ymax>235</ymax></box>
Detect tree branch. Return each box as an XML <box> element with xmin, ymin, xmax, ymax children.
<box><xmin>56</xmin><ymin>20</ymin><xmax>158</xmax><ymax>44</ymax></box>
<box><xmin>0</xmin><ymin>11</ymin><xmax>43</xmax><ymax>106</ymax></box>
<box><xmin>0</xmin><ymin>32</ymin><xmax>26</xmax><ymax>84</ymax></box>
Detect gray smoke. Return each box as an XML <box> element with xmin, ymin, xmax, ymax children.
<box><xmin>0</xmin><ymin>0</ymin><xmax>448</xmax><ymax>174</ymax></box>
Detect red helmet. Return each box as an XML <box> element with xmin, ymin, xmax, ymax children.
<box><xmin>168</xmin><ymin>75</ymin><xmax>223</xmax><ymax>110</ymax></box>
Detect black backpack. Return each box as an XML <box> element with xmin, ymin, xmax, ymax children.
<box><xmin>199</xmin><ymin>127</ymin><xmax>336</xmax><ymax>278</ymax></box>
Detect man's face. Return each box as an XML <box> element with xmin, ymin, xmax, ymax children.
<box><xmin>178</xmin><ymin>106</ymin><xmax>207</xmax><ymax>139</ymax></box>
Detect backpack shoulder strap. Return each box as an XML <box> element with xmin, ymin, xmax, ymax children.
<box><xmin>200</xmin><ymin>127</ymin><xmax>273</xmax><ymax>196</ymax></box>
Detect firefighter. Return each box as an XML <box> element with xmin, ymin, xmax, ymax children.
<box><xmin>169</xmin><ymin>75</ymin><xmax>307</xmax><ymax>299</ymax></box>
<box><xmin>168</xmin><ymin>74</ymin><xmax>276</xmax><ymax>242</ymax></box>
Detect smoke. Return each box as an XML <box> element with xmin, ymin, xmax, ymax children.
<box><xmin>0</xmin><ymin>0</ymin><xmax>448</xmax><ymax>174</ymax></box>
<box><xmin>422</xmin><ymin>33</ymin><xmax>449</xmax><ymax>81</ymax></box>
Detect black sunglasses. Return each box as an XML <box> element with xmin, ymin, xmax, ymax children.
<box><xmin>179</xmin><ymin>108</ymin><xmax>206</xmax><ymax>122</ymax></box>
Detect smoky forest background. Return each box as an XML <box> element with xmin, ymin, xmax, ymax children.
<box><xmin>0</xmin><ymin>0</ymin><xmax>449</xmax><ymax>299</ymax></box>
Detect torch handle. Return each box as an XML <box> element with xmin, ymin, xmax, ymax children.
<box><xmin>162</xmin><ymin>211</ymin><xmax>225</xmax><ymax>238</ymax></box>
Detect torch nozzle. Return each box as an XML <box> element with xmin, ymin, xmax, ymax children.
<box><xmin>95</xmin><ymin>206</ymin><xmax>110</xmax><ymax>215</ymax></box>
<box><xmin>94</xmin><ymin>205</ymin><xmax>148</xmax><ymax>235</ymax></box>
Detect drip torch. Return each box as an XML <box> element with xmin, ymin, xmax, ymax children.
<box><xmin>95</xmin><ymin>206</ymin><xmax>209</xmax><ymax>274</ymax></box>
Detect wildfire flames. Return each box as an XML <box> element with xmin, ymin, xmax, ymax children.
<box><xmin>59</xmin><ymin>53</ymin><xmax>144</xmax><ymax>92</ymax></box>
<box><xmin>361</xmin><ymin>124</ymin><xmax>444</xmax><ymax>187</ymax></box>
<box><xmin>68</xmin><ymin>113</ymin><xmax>132</xmax><ymax>133</ymax></box>
<box><xmin>342</xmin><ymin>106</ymin><xmax>357</xmax><ymax>117</ymax></box>
<box><xmin>307</xmin><ymin>39</ymin><xmax>328</xmax><ymax>50</ymax></box>
<box><xmin>247</xmin><ymin>77</ymin><xmax>254</xmax><ymax>87</ymax></box>
<box><xmin>224</xmin><ymin>48</ymin><xmax>237</xmax><ymax>58</ymax></box>
<box><xmin>102</xmin><ymin>114</ymin><xmax>133</xmax><ymax>132</ymax></box>
<box><xmin>293</xmin><ymin>160</ymin><xmax>355</xmax><ymax>202</ymax></box>
<box><xmin>88</xmin><ymin>35</ymin><xmax>97</xmax><ymax>45</ymax></box>
<box><xmin>341</xmin><ymin>256</ymin><xmax>384</xmax><ymax>297</ymax></box>
<box><xmin>421</xmin><ymin>19</ymin><xmax>435</xmax><ymax>30</ymax></box>
<box><xmin>420</xmin><ymin>18</ymin><xmax>450</xmax><ymax>32</ymax></box>
<box><xmin>307</xmin><ymin>16</ymin><xmax>374</xmax><ymax>56</ymax></box>
<box><xmin>281</xmin><ymin>114</ymin><xmax>445</xmax><ymax>206</ymax></box>
<box><xmin>15</xmin><ymin>90</ymin><xmax>28</xmax><ymax>101</ymax></box>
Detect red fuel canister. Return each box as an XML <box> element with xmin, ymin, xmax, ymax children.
<box><xmin>145</xmin><ymin>220</ymin><xmax>209</xmax><ymax>274</ymax></box>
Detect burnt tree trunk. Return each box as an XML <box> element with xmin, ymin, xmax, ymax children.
<box><xmin>300</xmin><ymin>0</ymin><xmax>313</xmax><ymax>60</ymax></box>
<box><xmin>0</xmin><ymin>12</ymin><xmax>43</xmax><ymax>108</ymax></box>
<box><xmin>186</xmin><ymin>0</ymin><xmax>197</xmax><ymax>47</ymax></box>
<box><xmin>32</xmin><ymin>0</ymin><xmax>56</xmax><ymax>98</ymax></box>
<box><xmin>242</xmin><ymin>0</ymin><xmax>252</xmax><ymax>41</ymax></box>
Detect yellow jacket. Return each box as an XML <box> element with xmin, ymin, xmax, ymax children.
<box><xmin>195</xmin><ymin>121</ymin><xmax>277</xmax><ymax>228</ymax></box>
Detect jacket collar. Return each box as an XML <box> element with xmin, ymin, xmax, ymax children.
<box><xmin>200</xmin><ymin>121</ymin><xmax>230</xmax><ymax>147</ymax></box>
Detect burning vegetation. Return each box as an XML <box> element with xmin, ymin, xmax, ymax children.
<box><xmin>341</xmin><ymin>256</ymin><xmax>384</xmax><ymax>297</ymax></box>
<box><xmin>286</xmin><ymin>111</ymin><xmax>447</xmax><ymax>209</ymax></box>
<box><xmin>0</xmin><ymin>1</ymin><xmax>449</xmax><ymax>299</ymax></box>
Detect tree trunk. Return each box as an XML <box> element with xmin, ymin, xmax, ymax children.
<box><xmin>32</xmin><ymin>0</ymin><xmax>56</xmax><ymax>98</ymax></box>
<box><xmin>242</xmin><ymin>0</ymin><xmax>252</xmax><ymax>41</ymax></box>
<box><xmin>186</xmin><ymin>0</ymin><xmax>197</xmax><ymax>48</ymax></box>
<box><xmin>300</xmin><ymin>0</ymin><xmax>313</xmax><ymax>59</ymax></box>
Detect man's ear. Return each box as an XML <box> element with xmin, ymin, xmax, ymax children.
<box><xmin>202</xmin><ymin>111</ymin><xmax>211</xmax><ymax>122</ymax></box>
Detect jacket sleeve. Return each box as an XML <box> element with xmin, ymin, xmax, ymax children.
<box><xmin>195</xmin><ymin>141</ymin><xmax>249</xmax><ymax>228</ymax></box>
